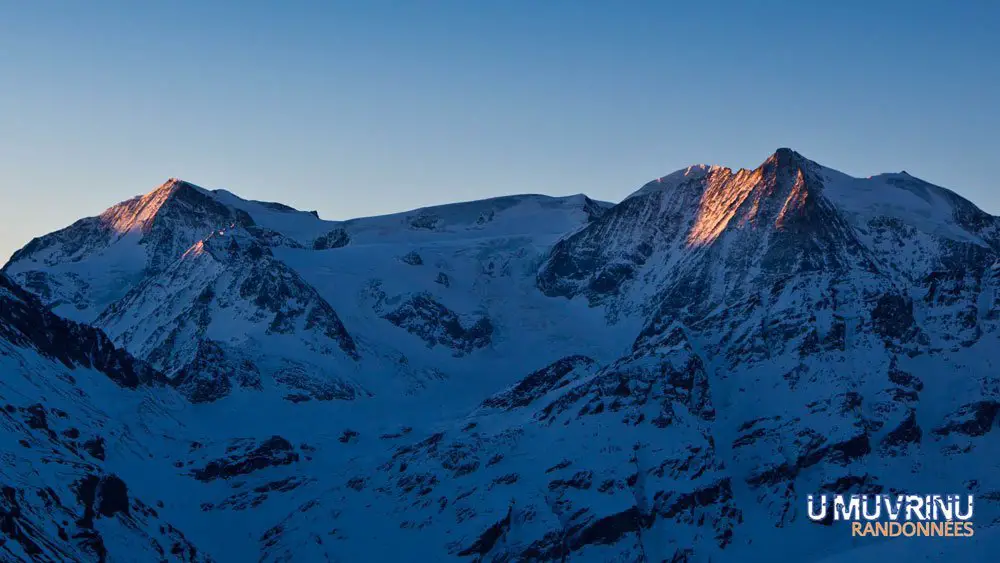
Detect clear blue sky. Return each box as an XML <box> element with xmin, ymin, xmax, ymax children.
<box><xmin>2</xmin><ymin>0</ymin><xmax>998</xmax><ymax>262</ymax></box>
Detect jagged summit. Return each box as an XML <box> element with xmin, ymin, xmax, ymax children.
<box><xmin>627</xmin><ymin>148</ymin><xmax>818</xmax><ymax>202</ymax></box>
<box><xmin>621</xmin><ymin>148</ymin><xmax>998</xmax><ymax>244</ymax></box>
<box><xmin>765</xmin><ymin>146</ymin><xmax>800</xmax><ymax>163</ymax></box>
<box><xmin>759</xmin><ymin>146</ymin><xmax>817</xmax><ymax>176</ymax></box>
<box><xmin>539</xmin><ymin>147</ymin><xmax>1000</xmax><ymax>305</ymax></box>
<box><xmin>162</xmin><ymin>177</ymin><xmax>202</xmax><ymax>189</ymax></box>
<box><xmin>624</xmin><ymin>148</ymin><xmax>830</xmax><ymax>242</ymax></box>
<box><xmin>145</xmin><ymin>177</ymin><xmax>218</xmax><ymax>207</ymax></box>
<box><xmin>99</xmin><ymin>178</ymin><xmax>227</xmax><ymax>235</ymax></box>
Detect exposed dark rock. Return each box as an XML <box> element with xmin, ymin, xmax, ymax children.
<box><xmin>536</xmin><ymin>195</ymin><xmax>658</xmax><ymax>303</ymax></box>
<box><xmin>933</xmin><ymin>401</ymin><xmax>1000</xmax><ymax>437</ymax></box>
<box><xmin>0</xmin><ymin>486</ymin><xmax>45</xmax><ymax>557</ymax></box>
<box><xmin>476</xmin><ymin>210</ymin><xmax>495</xmax><ymax>225</ymax></box>
<box><xmin>548</xmin><ymin>471</ymin><xmax>593</xmax><ymax>492</ymax></box>
<box><xmin>312</xmin><ymin>228</ymin><xmax>350</xmax><ymax>250</ymax></box>
<box><xmin>408</xmin><ymin>214</ymin><xmax>440</xmax><ymax>231</ymax></box>
<box><xmin>888</xmin><ymin>359</ymin><xmax>923</xmax><ymax>391</ymax></box>
<box><xmin>401</xmin><ymin>251</ymin><xmax>424</xmax><ymax>266</ymax></box>
<box><xmin>24</xmin><ymin>404</ymin><xmax>50</xmax><ymax>433</ymax></box>
<box><xmin>456</xmin><ymin>505</ymin><xmax>512</xmax><ymax>557</ymax></box>
<box><xmin>872</xmin><ymin>294</ymin><xmax>916</xmax><ymax>341</ymax></box>
<box><xmin>82</xmin><ymin>438</ymin><xmax>106</xmax><ymax>461</ymax></box>
<box><xmin>490</xmin><ymin>473</ymin><xmax>519</xmax><ymax>487</ymax></box>
<box><xmin>0</xmin><ymin>275</ymin><xmax>164</xmax><ymax>389</ymax></box>
<box><xmin>170</xmin><ymin>341</ymin><xmax>256</xmax><ymax>403</ymax></box>
<box><xmin>191</xmin><ymin>436</ymin><xmax>299</xmax><ymax>482</ymax></box>
<box><xmin>379</xmin><ymin>427</ymin><xmax>413</xmax><ymax>440</ymax></box>
<box><xmin>881</xmin><ymin>410</ymin><xmax>922</xmax><ymax>454</ymax></box>
<box><xmin>570</xmin><ymin>506</ymin><xmax>650</xmax><ymax>551</ymax></box>
<box><xmin>75</xmin><ymin>474</ymin><xmax>130</xmax><ymax>528</ymax></box>
<box><xmin>747</xmin><ymin>431</ymin><xmax>870</xmax><ymax>487</ymax></box>
<box><xmin>545</xmin><ymin>460</ymin><xmax>572</xmax><ymax>474</ymax></box>
<box><xmin>384</xmin><ymin>294</ymin><xmax>493</xmax><ymax>355</ymax></box>
<box><xmin>482</xmin><ymin>355</ymin><xmax>596</xmax><ymax>410</ymax></box>
<box><xmin>272</xmin><ymin>363</ymin><xmax>365</xmax><ymax>401</ymax></box>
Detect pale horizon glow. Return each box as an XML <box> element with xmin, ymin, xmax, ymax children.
<box><xmin>2</xmin><ymin>0</ymin><xmax>998</xmax><ymax>263</ymax></box>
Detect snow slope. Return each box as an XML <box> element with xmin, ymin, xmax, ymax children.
<box><xmin>0</xmin><ymin>274</ymin><xmax>207</xmax><ymax>561</ymax></box>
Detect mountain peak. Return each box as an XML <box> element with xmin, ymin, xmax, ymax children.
<box><xmin>628</xmin><ymin>149</ymin><xmax>819</xmax><ymax>202</ymax></box>
<box><xmin>156</xmin><ymin>177</ymin><xmax>207</xmax><ymax>196</ymax></box>
<box><xmin>760</xmin><ymin>147</ymin><xmax>811</xmax><ymax>171</ymax></box>
<box><xmin>98</xmin><ymin>178</ymin><xmax>246</xmax><ymax>238</ymax></box>
<box><xmin>771</xmin><ymin>146</ymin><xmax>796</xmax><ymax>158</ymax></box>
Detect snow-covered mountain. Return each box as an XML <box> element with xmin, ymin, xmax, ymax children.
<box><xmin>0</xmin><ymin>274</ymin><xmax>207</xmax><ymax>561</ymax></box>
<box><xmin>3</xmin><ymin>149</ymin><xmax>999</xmax><ymax>562</ymax></box>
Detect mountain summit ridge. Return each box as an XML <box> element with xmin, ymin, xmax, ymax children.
<box><xmin>626</xmin><ymin>148</ymin><xmax>996</xmax><ymax>229</ymax></box>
